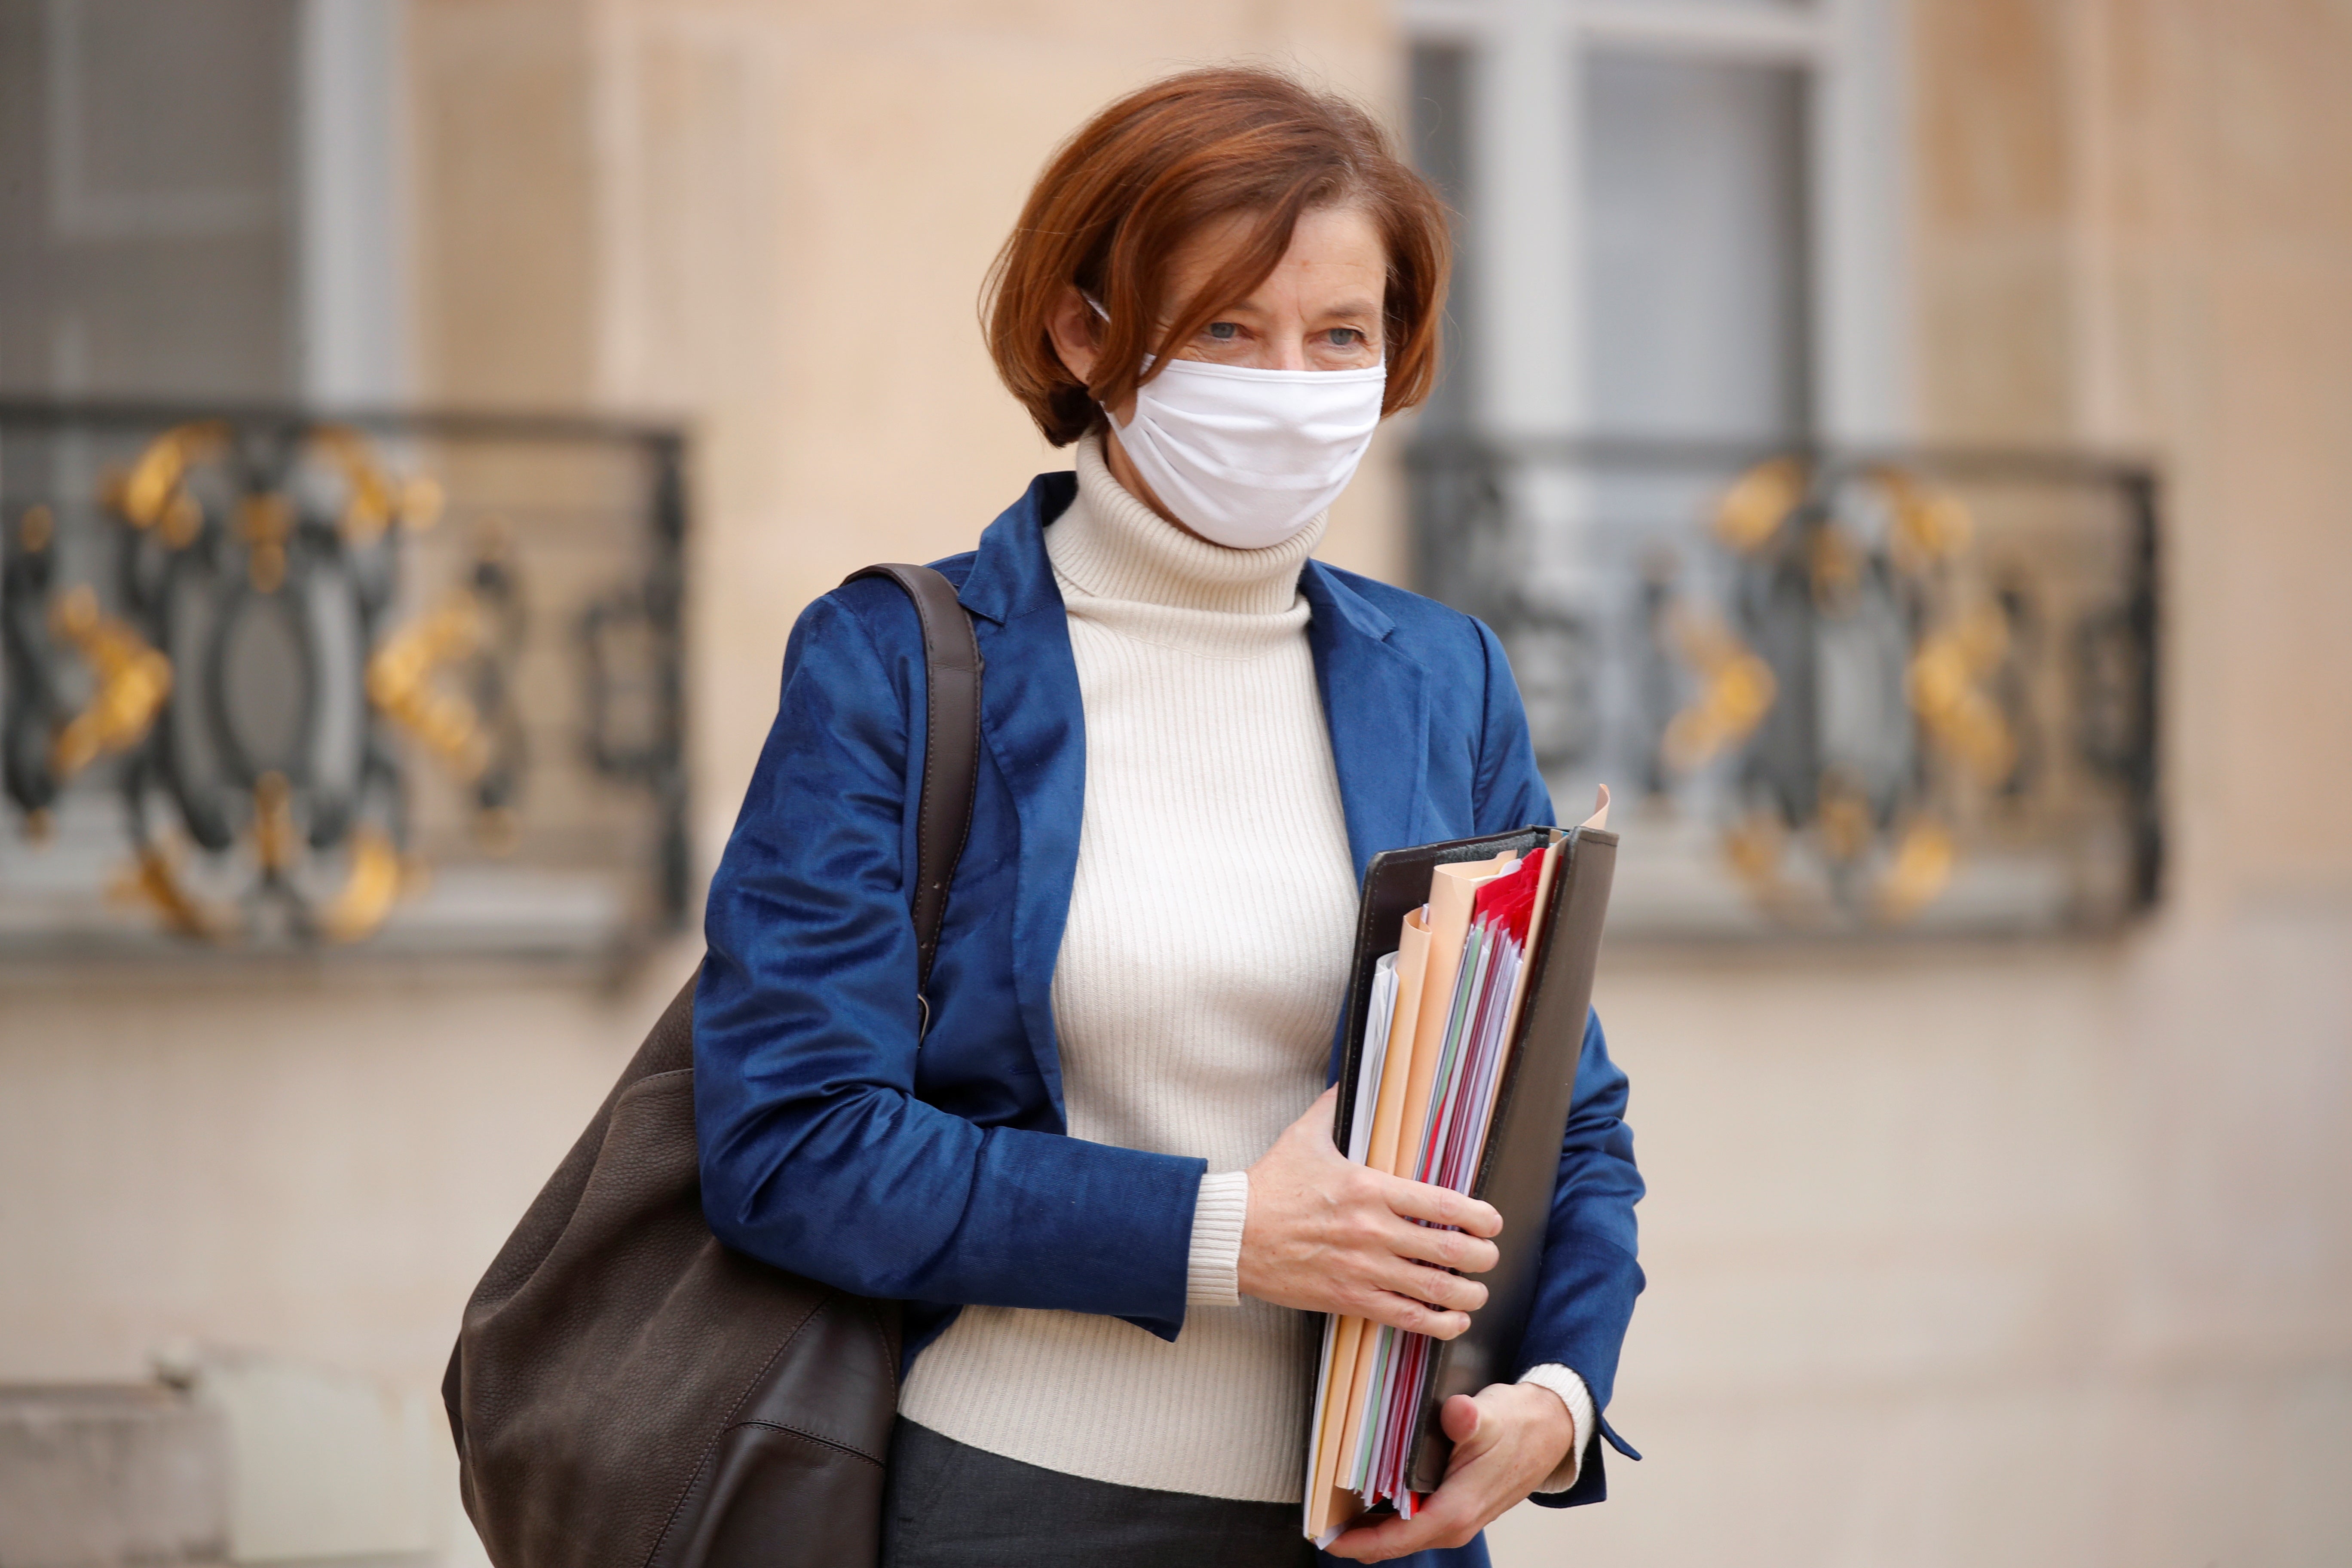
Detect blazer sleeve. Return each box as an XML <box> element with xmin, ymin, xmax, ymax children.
<box><xmin>693</xmin><ymin>591</ymin><xmax>1204</xmax><ymax>1339</ymax></box>
<box><xmin>1512</xmin><ymin>1011</ymin><xmax>1645</xmax><ymax>1505</ymax></box>
<box><xmin>1468</xmin><ymin>614</ymin><xmax>1648</xmax><ymax>1505</ymax></box>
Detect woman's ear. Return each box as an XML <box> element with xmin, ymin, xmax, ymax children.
<box><xmin>1044</xmin><ymin>286</ymin><xmax>1102</xmax><ymax>386</ymax></box>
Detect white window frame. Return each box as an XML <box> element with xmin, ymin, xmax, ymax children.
<box><xmin>1397</xmin><ymin>0</ymin><xmax>1910</xmax><ymax>445</ymax></box>
<box><xmin>299</xmin><ymin>0</ymin><xmax>412</xmax><ymax>405</ymax></box>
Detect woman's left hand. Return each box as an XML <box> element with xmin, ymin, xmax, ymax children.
<box><xmin>1323</xmin><ymin>1381</ymin><xmax>1575</xmax><ymax>1562</ymax></box>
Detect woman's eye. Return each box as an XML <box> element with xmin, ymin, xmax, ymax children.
<box><xmin>1205</xmin><ymin>321</ymin><xmax>1240</xmax><ymax>341</ymax></box>
<box><xmin>1326</xmin><ymin>328</ymin><xmax>1366</xmax><ymax>349</ymax></box>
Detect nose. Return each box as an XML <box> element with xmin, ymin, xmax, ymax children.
<box><xmin>1260</xmin><ymin>336</ymin><xmax>1317</xmax><ymax>374</ymax></box>
<box><xmin>1263</xmin><ymin>336</ymin><xmax>1310</xmax><ymax>372</ymax></box>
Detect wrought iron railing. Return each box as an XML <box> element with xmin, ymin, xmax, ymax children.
<box><xmin>1408</xmin><ymin>433</ymin><xmax>2159</xmax><ymax>937</ymax></box>
<box><xmin>0</xmin><ymin>401</ymin><xmax>687</xmax><ymax>963</ymax></box>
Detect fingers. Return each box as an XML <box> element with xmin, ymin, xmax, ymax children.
<box><xmin>1386</xmin><ymin>1213</ymin><xmax>1501</xmax><ymax>1276</ymax></box>
<box><xmin>1353</xmin><ymin>1286</ymin><xmax>1473</xmax><ymax>1339</ymax></box>
<box><xmin>1326</xmin><ymin>1497</ymin><xmax>1484</xmax><ymax>1561</ymax></box>
<box><xmin>1439</xmin><ymin>1391</ymin><xmax>1485</xmax><ymax>1449</ymax></box>
<box><xmin>1239</xmin><ymin>1109</ymin><xmax>1507</xmax><ymax>1330</ymax></box>
<box><xmin>1372</xmin><ymin>1255</ymin><xmax>1487</xmax><ymax>1315</ymax></box>
<box><xmin>1380</xmin><ymin>1173</ymin><xmax>1502</xmax><ymax>1239</ymax></box>
<box><xmin>1326</xmin><ymin>1395</ymin><xmax>1513</xmax><ymax>1559</ymax></box>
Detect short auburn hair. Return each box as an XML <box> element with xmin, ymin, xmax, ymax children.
<box><xmin>984</xmin><ymin>67</ymin><xmax>1452</xmax><ymax>447</ymax></box>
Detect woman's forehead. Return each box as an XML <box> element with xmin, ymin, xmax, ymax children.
<box><xmin>1163</xmin><ymin>206</ymin><xmax>1387</xmax><ymax>313</ymax></box>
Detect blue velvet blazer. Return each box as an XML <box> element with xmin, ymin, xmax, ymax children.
<box><xmin>696</xmin><ymin>472</ymin><xmax>1644</xmax><ymax>1564</ymax></box>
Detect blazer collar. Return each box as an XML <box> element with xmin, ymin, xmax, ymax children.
<box><xmin>956</xmin><ymin>470</ymin><xmax>1077</xmax><ymax>626</ymax></box>
<box><xmin>1298</xmin><ymin>556</ymin><xmax>1396</xmax><ymax>641</ymax></box>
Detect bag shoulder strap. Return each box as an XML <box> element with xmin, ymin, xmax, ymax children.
<box><xmin>840</xmin><ymin>564</ymin><xmax>983</xmax><ymax>1018</ymax></box>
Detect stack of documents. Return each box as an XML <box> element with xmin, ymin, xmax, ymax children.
<box><xmin>1303</xmin><ymin>794</ymin><xmax>1616</xmax><ymax>1543</ymax></box>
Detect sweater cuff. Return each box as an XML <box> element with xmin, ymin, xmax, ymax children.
<box><xmin>1185</xmin><ymin>1171</ymin><xmax>1249</xmax><ymax>1306</ymax></box>
<box><xmin>1517</xmin><ymin>1364</ymin><xmax>1594</xmax><ymax>1494</ymax></box>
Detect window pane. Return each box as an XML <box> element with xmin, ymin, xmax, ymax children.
<box><xmin>1408</xmin><ymin>41</ymin><xmax>1477</xmax><ymax>431</ymax></box>
<box><xmin>0</xmin><ymin>0</ymin><xmax>300</xmax><ymax>398</ymax></box>
<box><xmin>1584</xmin><ymin>51</ymin><xmax>1811</xmax><ymax>439</ymax></box>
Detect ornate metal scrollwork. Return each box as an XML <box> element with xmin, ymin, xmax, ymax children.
<box><xmin>1</xmin><ymin>403</ymin><xmax>688</xmax><ymax>961</ymax></box>
<box><xmin>1408</xmin><ymin>434</ymin><xmax>2160</xmax><ymax>936</ymax></box>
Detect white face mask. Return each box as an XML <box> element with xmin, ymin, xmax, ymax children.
<box><xmin>1107</xmin><ymin>357</ymin><xmax>1387</xmax><ymax>550</ymax></box>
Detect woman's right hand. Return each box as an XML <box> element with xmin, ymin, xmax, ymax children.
<box><xmin>1236</xmin><ymin>1087</ymin><xmax>1502</xmax><ymax>1338</ymax></box>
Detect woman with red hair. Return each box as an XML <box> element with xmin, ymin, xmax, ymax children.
<box><xmin>695</xmin><ymin>67</ymin><xmax>1643</xmax><ymax>1568</ymax></box>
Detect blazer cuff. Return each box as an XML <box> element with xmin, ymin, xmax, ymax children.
<box><xmin>1517</xmin><ymin>1364</ymin><xmax>1595</xmax><ymax>1494</ymax></box>
<box><xmin>1185</xmin><ymin>1171</ymin><xmax>1249</xmax><ymax>1306</ymax></box>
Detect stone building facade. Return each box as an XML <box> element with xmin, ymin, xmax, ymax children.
<box><xmin>2</xmin><ymin>2</ymin><xmax>2346</xmax><ymax>1563</ymax></box>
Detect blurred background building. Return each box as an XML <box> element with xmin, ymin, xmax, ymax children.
<box><xmin>1</xmin><ymin>1</ymin><xmax>2347</xmax><ymax>1563</ymax></box>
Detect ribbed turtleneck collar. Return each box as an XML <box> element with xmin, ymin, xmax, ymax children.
<box><xmin>1044</xmin><ymin>433</ymin><xmax>1326</xmax><ymax>617</ymax></box>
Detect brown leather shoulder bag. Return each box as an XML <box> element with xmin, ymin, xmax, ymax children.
<box><xmin>444</xmin><ymin>564</ymin><xmax>982</xmax><ymax>1568</ymax></box>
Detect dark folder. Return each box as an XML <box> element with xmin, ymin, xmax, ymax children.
<box><xmin>1317</xmin><ymin>817</ymin><xmax>1619</xmax><ymax>1509</ymax></box>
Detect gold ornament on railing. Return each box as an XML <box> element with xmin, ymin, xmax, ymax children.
<box><xmin>106</xmin><ymin>421</ymin><xmax>229</xmax><ymax>548</ymax></box>
<box><xmin>316</xmin><ymin>826</ymin><xmax>411</xmax><ymax>944</ymax></box>
<box><xmin>1874</xmin><ymin>466</ymin><xmax>1975</xmax><ymax>570</ymax></box>
<box><xmin>1876</xmin><ymin>819</ymin><xmax>1957</xmax><ymax>920</ymax></box>
<box><xmin>1685</xmin><ymin>457</ymin><xmax>2014</xmax><ymax>925</ymax></box>
<box><xmin>108</xmin><ymin>839</ymin><xmax>223</xmax><ymax>942</ymax></box>
<box><xmin>238</xmin><ymin>492</ymin><xmax>295</xmax><ymax>593</ymax></box>
<box><xmin>1660</xmin><ymin>607</ymin><xmax>1778</xmax><ymax>773</ymax></box>
<box><xmin>1813</xmin><ymin>767</ymin><xmax>1877</xmax><ymax>866</ymax></box>
<box><xmin>6</xmin><ymin>403</ymin><xmax>689</xmax><ymax>961</ymax></box>
<box><xmin>1722</xmin><ymin>808</ymin><xmax>1792</xmax><ymax>902</ymax></box>
<box><xmin>1713</xmin><ymin>456</ymin><xmax>1807</xmax><ymax>552</ymax></box>
<box><xmin>74</xmin><ymin>423</ymin><xmax>455</xmax><ymax>945</ymax></box>
<box><xmin>1807</xmin><ymin>520</ymin><xmax>1866</xmax><ymax>606</ymax></box>
<box><xmin>366</xmin><ymin>592</ymin><xmax>494</xmax><ymax>781</ymax></box>
<box><xmin>1907</xmin><ymin>603</ymin><xmax>2018</xmax><ymax>783</ymax></box>
<box><xmin>311</xmin><ymin>424</ymin><xmax>445</xmax><ymax>542</ymax></box>
<box><xmin>47</xmin><ymin>586</ymin><xmax>173</xmax><ymax>781</ymax></box>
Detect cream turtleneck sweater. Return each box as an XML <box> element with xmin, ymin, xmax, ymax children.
<box><xmin>895</xmin><ymin>435</ymin><xmax>1591</xmax><ymax>1504</ymax></box>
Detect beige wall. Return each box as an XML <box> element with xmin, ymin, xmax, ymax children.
<box><xmin>3</xmin><ymin>3</ymin><xmax>2347</xmax><ymax>1565</ymax></box>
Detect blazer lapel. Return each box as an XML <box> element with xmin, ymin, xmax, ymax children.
<box><xmin>956</xmin><ymin>474</ymin><xmax>1084</xmax><ymax>1121</ymax></box>
<box><xmin>1301</xmin><ymin>561</ymin><xmax>1432</xmax><ymax>886</ymax></box>
<box><xmin>1302</xmin><ymin>562</ymin><xmax>1433</xmax><ymax>1087</ymax></box>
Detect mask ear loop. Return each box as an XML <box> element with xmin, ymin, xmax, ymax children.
<box><xmin>1082</xmin><ymin>294</ymin><xmax>1139</xmax><ymax>421</ymax></box>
